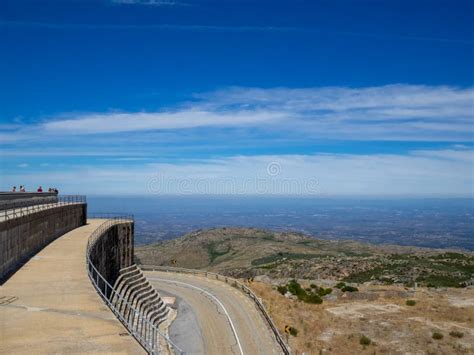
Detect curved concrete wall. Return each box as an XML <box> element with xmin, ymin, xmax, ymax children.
<box><xmin>87</xmin><ymin>221</ymin><xmax>134</xmax><ymax>290</ymax></box>
<box><xmin>0</xmin><ymin>203</ymin><xmax>87</xmax><ymax>282</ymax></box>
<box><xmin>87</xmin><ymin>220</ymin><xmax>172</xmax><ymax>353</ymax></box>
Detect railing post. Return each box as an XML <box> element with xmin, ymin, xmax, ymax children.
<box><xmin>152</xmin><ymin>326</ymin><xmax>156</xmax><ymax>353</ymax></box>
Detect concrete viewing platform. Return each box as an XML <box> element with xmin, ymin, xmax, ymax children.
<box><xmin>0</xmin><ymin>219</ymin><xmax>144</xmax><ymax>354</ymax></box>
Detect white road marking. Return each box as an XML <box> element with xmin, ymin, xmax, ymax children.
<box><xmin>149</xmin><ymin>277</ymin><xmax>245</xmax><ymax>355</ymax></box>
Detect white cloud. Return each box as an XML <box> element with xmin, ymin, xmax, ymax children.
<box><xmin>412</xmin><ymin>148</ymin><xmax>474</xmax><ymax>162</ymax></box>
<box><xmin>2</xmin><ymin>149</ymin><xmax>473</xmax><ymax>196</ymax></box>
<box><xmin>42</xmin><ymin>109</ymin><xmax>285</xmax><ymax>134</ymax></box>
<box><xmin>30</xmin><ymin>85</ymin><xmax>474</xmax><ymax>142</ymax></box>
<box><xmin>17</xmin><ymin>163</ymin><xmax>29</xmax><ymax>168</ymax></box>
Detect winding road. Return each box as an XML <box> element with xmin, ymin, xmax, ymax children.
<box><xmin>144</xmin><ymin>271</ymin><xmax>282</xmax><ymax>355</ymax></box>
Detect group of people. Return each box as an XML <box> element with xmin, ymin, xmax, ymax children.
<box><xmin>11</xmin><ymin>186</ymin><xmax>58</xmax><ymax>193</ymax></box>
<box><xmin>11</xmin><ymin>185</ymin><xmax>26</xmax><ymax>192</ymax></box>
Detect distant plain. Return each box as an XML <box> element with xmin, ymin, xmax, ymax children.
<box><xmin>88</xmin><ymin>196</ymin><xmax>474</xmax><ymax>250</ymax></box>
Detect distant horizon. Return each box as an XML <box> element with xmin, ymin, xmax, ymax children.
<box><xmin>82</xmin><ymin>194</ymin><xmax>474</xmax><ymax>199</ymax></box>
<box><xmin>85</xmin><ymin>195</ymin><xmax>474</xmax><ymax>251</ymax></box>
<box><xmin>3</xmin><ymin>191</ymin><xmax>474</xmax><ymax>199</ymax></box>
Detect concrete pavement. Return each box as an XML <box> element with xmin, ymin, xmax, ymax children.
<box><xmin>0</xmin><ymin>219</ymin><xmax>144</xmax><ymax>354</ymax></box>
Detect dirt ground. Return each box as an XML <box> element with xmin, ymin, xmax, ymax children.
<box><xmin>249</xmin><ymin>281</ymin><xmax>474</xmax><ymax>355</ymax></box>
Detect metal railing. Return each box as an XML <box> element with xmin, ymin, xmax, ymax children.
<box><xmin>86</xmin><ymin>217</ymin><xmax>183</xmax><ymax>355</ymax></box>
<box><xmin>0</xmin><ymin>195</ymin><xmax>86</xmax><ymax>222</ymax></box>
<box><xmin>140</xmin><ymin>265</ymin><xmax>292</xmax><ymax>355</ymax></box>
<box><xmin>87</xmin><ymin>212</ymin><xmax>134</xmax><ymax>221</ymax></box>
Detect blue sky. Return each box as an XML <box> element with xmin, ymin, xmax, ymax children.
<box><xmin>1</xmin><ymin>0</ymin><xmax>473</xmax><ymax>195</ymax></box>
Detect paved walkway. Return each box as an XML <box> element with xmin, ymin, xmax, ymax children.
<box><xmin>0</xmin><ymin>219</ymin><xmax>144</xmax><ymax>354</ymax></box>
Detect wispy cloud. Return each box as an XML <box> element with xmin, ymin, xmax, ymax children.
<box><xmin>2</xmin><ymin>149</ymin><xmax>473</xmax><ymax>196</ymax></box>
<box><xmin>412</xmin><ymin>147</ymin><xmax>474</xmax><ymax>161</ymax></box>
<box><xmin>42</xmin><ymin>109</ymin><xmax>285</xmax><ymax>134</ymax></box>
<box><xmin>26</xmin><ymin>85</ymin><xmax>473</xmax><ymax>142</ymax></box>
<box><xmin>0</xmin><ymin>21</ymin><xmax>472</xmax><ymax>44</ymax></box>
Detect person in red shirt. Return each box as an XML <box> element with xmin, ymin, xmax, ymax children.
<box><xmin>37</xmin><ymin>186</ymin><xmax>43</xmax><ymax>192</ymax></box>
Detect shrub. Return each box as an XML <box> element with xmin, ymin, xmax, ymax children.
<box><xmin>277</xmin><ymin>285</ymin><xmax>288</xmax><ymax>295</ymax></box>
<box><xmin>432</xmin><ymin>332</ymin><xmax>443</xmax><ymax>340</ymax></box>
<box><xmin>304</xmin><ymin>293</ymin><xmax>323</xmax><ymax>304</ymax></box>
<box><xmin>318</xmin><ymin>287</ymin><xmax>333</xmax><ymax>296</ymax></box>
<box><xmin>359</xmin><ymin>335</ymin><xmax>371</xmax><ymax>345</ymax></box>
<box><xmin>449</xmin><ymin>331</ymin><xmax>464</xmax><ymax>338</ymax></box>
<box><xmin>308</xmin><ymin>283</ymin><xmax>332</xmax><ymax>296</ymax></box>
<box><xmin>287</xmin><ymin>279</ymin><xmax>304</xmax><ymax>296</ymax></box>
<box><xmin>335</xmin><ymin>282</ymin><xmax>346</xmax><ymax>289</ymax></box>
<box><xmin>406</xmin><ymin>300</ymin><xmax>416</xmax><ymax>306</ymax></box>
<box><xmin>289</xmin><ymin>327</ymin><xmax>298</xmax><ymax>337</ymax></box>
<box><xmin>341</xmin><ymin>285</ymin><xmax>359</xmax><ymax>292</ymax></box>
<box><xmin>284</xmin><ymin>279</ymin><xmax>325</xmax><ymax>304</ymax></box>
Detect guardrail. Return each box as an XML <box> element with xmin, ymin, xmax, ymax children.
<box><xmin>0</xmin><ymin>195</ymin><xmax>86</xmax><ymax>221</ymax></box>
<box><xmin>140</xmin><ymin>265</ymin><xmax>292</xmax><ymax>355</ymax></box>
<box><xmin>86</xmin><ymin>217</ymin><xmax>183</xmax><ymax>355</ymax></box>
<box><xmin>87</xmin><ymin>212</ymin><xmax>134</xmax><ymax>220</ymax></box>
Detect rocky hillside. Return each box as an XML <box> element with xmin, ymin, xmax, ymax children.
<box><xmin>135</xmin><ymin>227</ymin><xmax>474</xmax><ymax>287</ymax></box>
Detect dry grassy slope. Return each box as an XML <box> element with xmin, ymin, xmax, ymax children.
<box><xmin>250</xmin><ymin>281</ymin><xmax>474</xmax><ymax>355</ymax></box>
<box><xmin>134</xmin><ymin>227</ymin><xmax>416</xmax><ymax>273</ymax></box>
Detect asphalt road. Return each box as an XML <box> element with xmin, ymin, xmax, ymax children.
<box><xmin>145</xmin><ymin>271</ymin><xmax>281</xmax><ymax>355</ymax></box>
